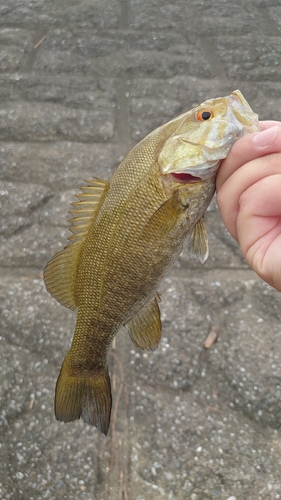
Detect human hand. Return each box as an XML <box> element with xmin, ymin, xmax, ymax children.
<box><xmin>216</xmin><ymin>122</ymin><xmax>281</xmax><ymax>292</ymax></box>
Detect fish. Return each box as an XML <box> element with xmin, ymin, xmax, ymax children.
<box><xmin>43</xmin><ymin>90</ymin><xmax>259</xmax><ymax>435</ymax></box>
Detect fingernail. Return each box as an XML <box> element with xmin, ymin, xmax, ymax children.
<box><xmin>253</xmin><ymin>126</ymin><xmax>279</xmax><ymax>147</ymax></box>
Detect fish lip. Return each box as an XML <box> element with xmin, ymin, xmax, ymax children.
<box><xmin>229</xmin><ymin>90</ymin><xmax>260</xmax><ymax>131</ymax></box>
<box><xmin>170</xmin><ymin>159</ymin><xmax>222</xmax><ymax>181</ymax></box>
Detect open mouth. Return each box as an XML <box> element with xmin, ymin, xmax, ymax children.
<box><xmin>171</xmin><ymin>172</ymin><xmax>202</xmax><ymax>183</ymax></box>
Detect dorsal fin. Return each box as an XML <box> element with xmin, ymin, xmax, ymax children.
<box><xmin>43</xmin><ymin>178</ymin><xmax>109</xmax><ymax>309</ymax></box>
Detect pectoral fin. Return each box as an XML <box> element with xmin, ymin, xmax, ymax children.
<box><xmin>125</xmin><ymin>295</ymin><xmax>162</xmax><ymax>350</ymax></box>
<box><xmin>186</xmin><ymin>217</ymin><xmax>209</xmax><ymax>263</ymax></box>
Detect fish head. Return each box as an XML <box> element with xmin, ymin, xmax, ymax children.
<box><xmin>158</xmin><ymin>89</ymin><xmax>260</xmax><ymax>182</ymax></box>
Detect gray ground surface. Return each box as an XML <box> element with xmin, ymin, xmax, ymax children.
<box><xmin>1</xmin><ymin>0</ymin><xmax>281</xmax><ymax>499</ymax></box>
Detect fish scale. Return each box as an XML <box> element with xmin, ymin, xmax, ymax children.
<box><xmin>78</xmin><ymin>168</ymin><xmax>165</xmax><ymax>309</ymax></box>
<box><xmin>44</xmin><ymin>90</ymin><xmax>260</xmax><ymax>434</ymax></box>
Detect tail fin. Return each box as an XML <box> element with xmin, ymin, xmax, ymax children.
<box><xmin>54</xmin><ymin>357</ymin><xmax>112</xmax><ymax>435</ymax></box>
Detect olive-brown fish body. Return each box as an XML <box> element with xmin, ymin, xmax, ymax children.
<box><xmin>44</xmin><ymin>90</ymin><xmax>259</xmax><ymax>434</ymax></box>
<box><xmin>76</xmin><ymin>136</ymin><xmax>215</xmax><ymax>335</ymax></box>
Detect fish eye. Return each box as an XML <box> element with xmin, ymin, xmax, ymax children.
<box><xmin>196</xmin><ymin>109</ymin><xmax>213</xmax><ymax>121</ymax></box>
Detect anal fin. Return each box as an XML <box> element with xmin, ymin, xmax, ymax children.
<box><xmin>125</xmin><ymin>295</ymin><xmax>162</xmax><ymax>350</ymax></box>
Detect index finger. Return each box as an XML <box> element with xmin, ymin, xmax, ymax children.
<box><xmin>216</xmin><ymin>121</ymin><xmax>281</xmax><ymax>190</ymax></box>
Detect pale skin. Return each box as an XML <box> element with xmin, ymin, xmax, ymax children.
<box><xmin>216</xmin><ymin>121</ymin><xmax>281</xmax><ymax>292</ymax></box>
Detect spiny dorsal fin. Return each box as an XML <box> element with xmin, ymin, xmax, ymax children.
<box><xmin>125</xmin><ymin>295</ymin><xmax>162</xmax><ymax>350</ymax></box>
<box><xmin>43</xmin><ymin>178</ymin><xmax>109</xmax><ymax>309</ymax></box>
<box><xmin>186</xmin><ymin>217</ymin><xmax>209</xmax><ymax>264</ymax></box>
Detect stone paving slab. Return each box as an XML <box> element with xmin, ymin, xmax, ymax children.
<box><xmin>1</xmin><ymin>0</ymin><xmax>281</xmax><ymax>499</ymax></box>
<box><xmin>0</xmin><ymin>1</ymin><xmax>121</xmax><ymax>29</ymax></box>
<box><xmin>0</xmin><ymin>142</ymin><xmax>122</xmax><ymax>188</ymax></box>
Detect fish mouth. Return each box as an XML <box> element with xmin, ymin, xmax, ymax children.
<box><xmin>171</xmin><ymin>172</ymin><xmax>204</xmax><ymax>183</ymax></box>
<box><xmin>229</xmin><ymin>90</ymin><xmax>260</xmax><ymax>131</ymax></box>
<box><xmin>170</xmin><ymin>158</ymin><xmax>222</xmax><ymax>183</ymax></box>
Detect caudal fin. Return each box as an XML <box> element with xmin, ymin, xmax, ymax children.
<box><xmin>54</xmin><ymin>358</ymin><xmax>112</xmax><ymax>435</ymax></box>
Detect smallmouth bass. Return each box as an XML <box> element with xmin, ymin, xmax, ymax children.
<box><xmin>44</xmin><ymin>90</ymin><xmax>259</xmax><ymax>435</ymax></box>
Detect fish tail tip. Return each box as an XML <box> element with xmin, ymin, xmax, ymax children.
<box><xmin>55</xmin><ymin>361</ymin><xmax>112</xmax><ymax>435</ymax></box>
